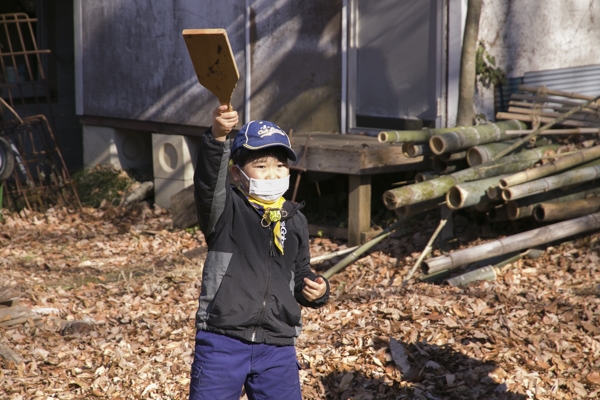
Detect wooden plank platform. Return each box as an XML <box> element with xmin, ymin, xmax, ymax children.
<box><xmin>81</xmin><ymin>117</ymin><xmax>429</xmax><ymax>244</ymax></box>
<box><xmin>289</xmin><ymin>131</ymin><xmax>425</xmax><ymax>175</ymax></box>
<box><xmin>289</xmin><ymin>132</ymin><xmax>426</xmax><ymax>245</ymax></box>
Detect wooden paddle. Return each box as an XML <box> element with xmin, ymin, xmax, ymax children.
<box><xmin>182</xmin><ymin>28</ymin><xmax>240</xmax><ymax>111</ymax></box>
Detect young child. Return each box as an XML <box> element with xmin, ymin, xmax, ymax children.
<box><xmin>189</xmin><ymin>105</ymin><xmax>330</xmax><ymax>400</ymax></box>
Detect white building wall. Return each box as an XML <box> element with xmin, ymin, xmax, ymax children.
<box><xmin>474</xmin><ymin>0</ymin><xmax>600</xmax><ymax>120</ymax></box>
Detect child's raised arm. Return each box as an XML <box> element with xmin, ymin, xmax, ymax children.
<box><xmin>212</xmin><ymin>105</ymin><xmax>239</xmax><ymax>141</ymax></box>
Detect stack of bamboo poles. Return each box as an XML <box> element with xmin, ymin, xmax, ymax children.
<box><xmin>374</xmin><ymin>85</ymin><xmax>600</xmax><ymax>283</ymax></box>
<box><xmin>497</xmin><ymin>85</ymin><xmax>600</xmax><ymax>129</ymax></box>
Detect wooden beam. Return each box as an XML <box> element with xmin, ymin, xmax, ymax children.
<box><xmin>289</xmin><ymin>132</ymin><xmax>426</xmax><ymax>175</ymax></box>
<box><xmin>80</xmin><ymin>115</ymin><xmax>207</xmax><ymax>137</ymax></box>
<box><xmin>361</xmin><ymin>228</ymin><xmax>383</xmax><ymax>243</ymax></box>
<box><xmin>308</xmin><ymin>224</ymin><xmax>348</xmax><ymax>240</ymax></box>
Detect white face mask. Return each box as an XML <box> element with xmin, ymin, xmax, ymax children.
<box><xmin>236</xmin><ymin>167</ymin><xmax>290</xmax><ymax>202</ymax></box>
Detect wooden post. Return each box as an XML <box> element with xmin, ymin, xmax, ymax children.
<box><xmin>348</xmin><ymin>174</ymin><xmax>371</xmax><ymax>246</ymax></box>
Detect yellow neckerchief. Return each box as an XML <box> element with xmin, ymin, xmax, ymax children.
<box><xmin>244</xmin><ymin>192</ymin><xmax>287</xmax><ymax>254</ymax></box>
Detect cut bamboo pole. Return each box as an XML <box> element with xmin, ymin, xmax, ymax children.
<box><xmin>493</xmin><ymin>94</ymin><xmax>600</xmax><ymax>160</ymax></box>
<box><xmin>384</xmin><ymin>175</ymin><xmax>459</xmax><ymax>210</ymax></box>
<box><xmin>437</xmin><ymin>151</ymin><xmax>467</xmax><ymax>162</ymax></box>
<box><xmin>394</xmin><ymin>198</ymin><xmax>445</xmax><ymax>218</ymax></box>
<box><xmin>533</xmin><ymin>197</ymin><xmax>600</xmax><ymax>222</ymax></box>
<box><xmin>446</xmin><ymin>265</ymin><xmax>498</xmax><ymax>286</ymax></box>
<box><xmin>496</xmin><ymin>113</ymin><xmax>596</xmax><ymax>128</ymax></box>
<box><xmin>508</xmin><ymin>100</ymin><xmax>600</xmax><ymax>117</ymax></box>
<box><xmin>576</xmin><ymin>157</ymin><xmax>600</xmax><ymax>169</ymax></box>
<box><xmin>445</xmin><ymin>249</ymin><xmax>540</xmax><ymax>287</ymax></box>
<box><xmin>422</xmin><ymin>211</ymin><xmax>600</xmax><ymax>274</ymax></box>
<box><xmin>446</xmin><ymin>175</ymin><xmax>509</xmax><ymax>210</ymax></box>
<box><xmin>508</xmin><ymin>106</ymin><xmax>600</xmax><ymax>123</ymax></box>
<box><xmin>429</xmin><ymin>120</ymin><xmax>525</xmax><ymax>155</ymax></box>
<box><xmin>419</xmin><ymin>269</ymin><xmax>451</xmax><ymax>283</ymax></box>
<box><xmin>505</xmin><ymin>201</ymin><xmax>539</xmax><ymax>221</ymax></box>
<box><xmin>402</xmin><ymin>142</ymin><xmax>432</xmax><ymax>157</ymax></box>
<box><xmin>322</xmin><ymin>218</ymin><xmax>405</xmax><ymax>279</ymax></box>
<box><xmin>466</xmin><ymin>140</ymin><xmax>520</xmax><ymax>166</ymax></box>
<box><xmin>310</xmin><ymin>245</ymin><xmax>359</xmax><ymax>264</ymax></box>
<box><xmin>431</xmin><ymin>157</ymin><xmax>468</xmax><ymax>174</ymax></box>
<box><xmin>414</xmin><ymin>172</ymin><xmax>439</xmax><ymax>183</ymax></box>
<box><xmin>502</xmin><ymin>164</ymin><xmax>600</xmax><ymax>201</ymax></box>
<box><xmin>473</xmin><ymin>199</ymin><xmax>503</xmax><ymax>213</ymax></box>
<box><xmin>505</xmin><ymin>128</ymin><xmax>600</xmax><ymax>136</ymax></box>
<box><xmin>551</xmin><ymin>105</ymin><xmax>600</xmax><ymax>116</ymax></box>
<box><xmin>383</xmin><ymin>144</ymin><xmax>560</xmax><ymax>210</ymax></box>
<box><xmin>505</xmin><ymin>184</ymin><xmax>600</xmax><ymax>220</ymax></box>
<box><xmin>499</xmin><ymin>145</ymin><xmax>600</xmax><ymax>189</ymax></box>
<box><xmin>486</xmin><ymin>184</ymin><xmax>502</xmax><ymax>200</ymax></box>
<box><xmin>403</xmin><ymin>219</ymin><xmax>447</xmax><ymax>284</ymax></box>
<box><xmin>510</xmin><ymin>93</ymin><xmax>600</xmax><ymax>111</ymax></box>
<box><xmin>378</xmin><ymin>127</ymin><xmax>458</xmax><ymax>144</ymax></box>
<box><xmin>518</xmin><ymin>84</ymin><xmax>600</xmax><ymax>103</ymax></box>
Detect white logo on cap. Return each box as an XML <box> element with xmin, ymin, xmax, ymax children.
<box><xmin>256</xmin><ymin>124</ymin><xmax>286</xmax><ymax>138</ymax></box>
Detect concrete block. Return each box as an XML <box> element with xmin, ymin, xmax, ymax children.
<box><xmin>154</xmin><ymin>177</ymin><xmax>193</xmax><ymax>209</ymax></box>
<box><xmin>82</xmin><ymin>125</ymin><xmax>152</xmax><ymax>175</ymax></box>
<box><xmin>152</xmin><ymin>133</ymin><xmax>201</xmax><ymax>180</ymax></box>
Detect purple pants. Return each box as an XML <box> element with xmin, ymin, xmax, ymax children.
<box><xmin>189</xmin><ymin>330</ymin><xmax>302</xmax><ymax>400</ymax></box>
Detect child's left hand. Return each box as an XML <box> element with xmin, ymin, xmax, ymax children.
<box><xmin>303</xmin><ymin>277</ymin><xmax>327</xmax><ymax>302</ymax></box>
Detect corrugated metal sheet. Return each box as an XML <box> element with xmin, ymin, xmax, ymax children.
<box><xmin>524</xmin><ymin>64</ymin><xmax>600</xmax><ymax>97</ymax></box>
<box><xmin>494</xmin><ymin>63</ymin><xmax>600</xmax><ymax>114</ymax></box>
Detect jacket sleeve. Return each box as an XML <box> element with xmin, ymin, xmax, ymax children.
<box><xmin>293</xmin><ymin>213</ymin><xmax>330</xmax><ymax>308</ymax></box>
<box><xmin>194</xmin><ymin>128</ymin><xmax>231</xmax><ymax>237</ymax></box>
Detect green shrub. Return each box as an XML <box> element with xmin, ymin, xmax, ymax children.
<box><xmin>72</xmin><ymin>165</ymin><xmax>135</xmax><ymax>208</ymax></box>
<box><xmin>476</xmin><ymin>41</ymin><xmax>506</xmax><ymax>88</ymax></box>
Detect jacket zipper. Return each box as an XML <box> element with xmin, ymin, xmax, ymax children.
<box><xmin>252</xmin><ymin>226</ymin><xmax>273</xmax><ymax>342</ymax></box>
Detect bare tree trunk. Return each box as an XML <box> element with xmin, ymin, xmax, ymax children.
<box><xmin>456</xmin><ymin>0</ymin><xmax>482</xmax><ymax>127</ymax></box>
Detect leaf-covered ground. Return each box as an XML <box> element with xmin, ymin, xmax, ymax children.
<box><xmin>1</xmin><ymin>204</ymin><xmax>599</xmax><ymax>399</ymax></box>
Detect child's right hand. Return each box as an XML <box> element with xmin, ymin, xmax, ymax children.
<box><xmin>302</xmin><ymin>277</ymin><xmax>327</xmax><ymax>302</ymax></box>
<box><xmin>212</xmin><ymin>105</ymin><xmax>239</xmax><ymax>141</ymax></box>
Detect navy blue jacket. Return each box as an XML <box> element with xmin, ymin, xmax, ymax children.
<box><xmin>193</xmin><ymin>129</ymin><xmax>330</xmax><ymax>346</ymax></box>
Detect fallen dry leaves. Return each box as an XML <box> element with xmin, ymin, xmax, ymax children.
<box><xmin>1</xmin><ymin>204</ymin><xmax>599</xmax><ymax>399</ymax></box>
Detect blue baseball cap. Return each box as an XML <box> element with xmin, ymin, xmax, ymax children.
<box><xmin>231</xmin><ymin>120</ymin><xmax>297</xmax><ymax>161</ymax></box>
